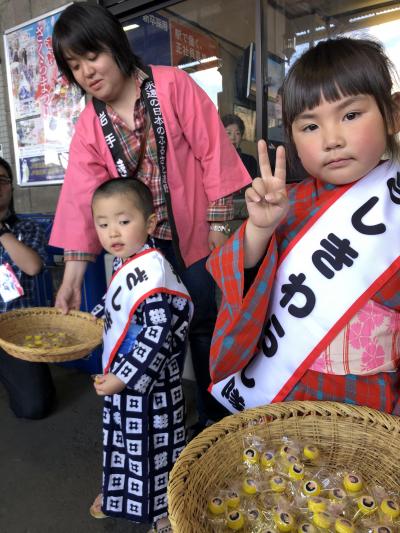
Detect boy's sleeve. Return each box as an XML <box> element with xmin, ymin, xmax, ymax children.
<box><xmin>111</xmin><ymin>293</ymin><xmax>191</xmax><ymax>392</ymax></box>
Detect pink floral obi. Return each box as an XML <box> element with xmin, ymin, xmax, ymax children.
<box><xmin>310</xmin><ymin>300</ymin><xmax>399</xmax><ymax>375</ymax></box>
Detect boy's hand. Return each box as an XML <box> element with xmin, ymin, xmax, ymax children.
<box><xmin>93</xmin><ymin>373</ymin><xmax>126</xmax><ymax>396</ymax></box>
<box><xmin>245</xmin><ymin>141</ymin><xmax>289</xmax><ymax>232</ymax></box>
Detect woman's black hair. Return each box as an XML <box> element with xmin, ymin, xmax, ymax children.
<box><xmin>0</xmin><ymin>157</ymin><xmax>16</xmax><ymax>219</ymax></box>
<box><xmin>221</xmin><ymin>114</ymin><xmax>245</xmax><ymax>136</ymax></box>
<box><xmin>52</xmin><ymin>2</ymin><xmax>143</xmax><ymax>89</ymax></box>
<box><xmin>282</xmin><ymin>37</ymin><xmax>400</xmax><ymax>171</ymax></box>
<box><xmin>92</xmin><ymin>178</ymin><xmax>154</xmax><ymax>220</ymax></box>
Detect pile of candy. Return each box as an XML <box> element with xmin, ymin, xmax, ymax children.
<box><xmin>22</xmin><ymin>331</ymin><xmax>70</xmax><ymax>349</ymax></box>
<box><xmin>205</xmin><ymin>436</ymin><xmax>399</xmax><ymax>532</ymax></box>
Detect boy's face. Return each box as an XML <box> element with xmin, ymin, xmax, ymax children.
<box><xmin>291</xmin><ymin>93</ymin><xmax>387</xmax><ymax>185</ymax></box>
<box><xmin>92</xmin><ymin>192</ymin><xmax>156</xmax><ymax>259</ymax></box>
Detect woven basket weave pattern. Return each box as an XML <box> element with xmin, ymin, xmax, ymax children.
<box><xmin>0</xmin><ymin>307</ymin><xmax>103</xmax><ymax>362</ymax></box>
<box><xmin>168</xmin><ymin>401</ymin><xmax>400</xmax><ymax>532</ymax></box>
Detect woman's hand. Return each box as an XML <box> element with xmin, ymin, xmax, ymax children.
<box><xmin>93</xmin><ymin>373</ymin><xmax>126</xmax><ymax>396</ymax></box>
<box><xmin>55</xmin><ymin>282</ymin><xmax>82</xmax><ymax>313</ymax></box>
<box><xmin>243</xmin><ymin>141</ymin><xmax>289</xmax><ymax>267</ymax></box>
<box><xmin>54</xmin><ymin>260</ymin><xmax>88</xmax><ymax>313</ymax></box>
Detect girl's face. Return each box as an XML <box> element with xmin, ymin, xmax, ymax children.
<box><xmin>65</xmin><ymin>50</ymin><xmax>127</xmax><ymax>105</ymax></box>
<box><xmin>292</xmin><ymin>93</ymin><xmax>387</xmax><ymax>185</ymax></box>
<box><xmin>93</xmin><ymin>193</ymin><xmax>156</xmax><ymax>260</ymax></box>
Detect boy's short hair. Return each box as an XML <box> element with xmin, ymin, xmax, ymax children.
<box><xmin>52</xmin><ymin>3</ymin><xmax>142</xmax><ymax>88</ymax></box>
<box><xmin>282</xmin><ymin>37</ymin><xmax>400</xmax><ymax>168</ymax></box>
<box><xmin>221</xmin><ymin>114</ymin><xmax>245</xmax><ymax>136</ymax></box>
<box><xmin>92</xmin><ymin>178</ymin><xmax>154</xmax><ymax>220</ymax></box>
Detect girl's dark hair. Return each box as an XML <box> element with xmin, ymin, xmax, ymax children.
<box><xmin>221</xmin><ymin>114</ymin><xmax>245</xmax><ymax>136</ymax></box>
<box><xmin>52</xmin><ymin>2</ymin><xmax>143</xmax><ymax>89</ymax></box>
<box><xmin>282</xmin><ymin>37</ymin><xmax>400</xmax><ymax>170</ymax></box>
<box><xmin>0</xmin><ymin>157</ymin><xmax>16</xmax><ymax>218</ymax></box>
<box><xmin>92</xmin><ymin>178</ymin><xmax>154</xmax><ymax>220</ymax></box>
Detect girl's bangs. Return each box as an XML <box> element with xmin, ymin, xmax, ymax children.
<box><xmin>285</xmin><ymin>64</ymin><xmax>374</xmax><ymax>124</ymax></box>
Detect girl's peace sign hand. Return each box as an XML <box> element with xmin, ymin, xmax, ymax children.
<box><xmin>243</xmin><ymin>141</ymin><xmax>289</xmax><ymax>268</ymax></box>
<box><xmin>245</xmin><ymin>140</ymin><xmax>289</xmax><ymax>231</ymax></box>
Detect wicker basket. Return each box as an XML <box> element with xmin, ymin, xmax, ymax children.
<box><xmin>168</xmin><ymin>401</ymin><xmax>400</xmax><ymax>532</ymax></box>
<box><xmin>0</xmin><ymin>307</ymin><xmax>103</xmax><ymax>362</ymax></box>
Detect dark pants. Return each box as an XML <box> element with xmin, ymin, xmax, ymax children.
<box><xmin>0</xmin><ymin>347</ymin><xmax>55</xmax><ymax>419</ymax></box>
<box><xmin>154</xmin><ymin>238</ymin><xmax>229</xmax><ymax>424</ymax></box>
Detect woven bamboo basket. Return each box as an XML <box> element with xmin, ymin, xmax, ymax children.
<box><xmin>168</xmin><ymin>401</ymin><xmax>400</xmax><ymax>532</ymax></box>
<box><xmin>0</xmin><ymin>307</ymin><xmax>103</xmax><ymax>362</ymax></box>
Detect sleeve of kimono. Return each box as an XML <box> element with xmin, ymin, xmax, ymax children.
<box><xmin>170</xmin><ymin>67</ymin><xmax>252</xmax><ymax>201</ymax></box>
<box><xmin>111</xmin><ymin>293</ymin><xmax>190</xmax><ymax>392</ymax></box>
<box><xmin>49</xmin><ymin>112</ymin><xmax>115</xmax><ymax>254</ymax></box>
<box><xmin>206</xmin><ymin>221</ymin><xmax>278</xmax><ymax>384</ymax></box>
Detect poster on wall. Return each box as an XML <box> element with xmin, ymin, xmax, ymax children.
<box><xmin>3</xmin><ymin>4</ymin><xmax>85</xmax><ymax>186</ymax></box>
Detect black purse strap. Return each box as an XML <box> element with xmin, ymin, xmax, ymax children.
<box><xmin>92</xmin><ymin>67</ymin><xmax>185</xmax><ymax>271</ymax></box>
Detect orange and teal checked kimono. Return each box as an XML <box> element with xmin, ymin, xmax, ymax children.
<box><xmin>207</xmin><ymin>175</ymin><xmax>400</xmax><ymax>414</ymax></box>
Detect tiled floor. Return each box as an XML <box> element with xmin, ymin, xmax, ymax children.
<box><xmin>0</xmin><ymin>365</ymin><xmax>197</xmax><ymax>533</ymax></box>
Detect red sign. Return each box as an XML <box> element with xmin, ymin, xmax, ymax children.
<box><xmin>170</xmin><ymin>20</ymin><xmax>218</xmax><ymax>68</ymax></box>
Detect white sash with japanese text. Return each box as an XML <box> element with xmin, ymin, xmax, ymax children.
<box><xmin>211</xmin><ymin>160</ymin><xmax>400</xmax><ymax>412</ymax></box>
<box><xmin>102</xmin><ymin>249</ymin><xmax>191</xmax><ymax>372</ymax></box>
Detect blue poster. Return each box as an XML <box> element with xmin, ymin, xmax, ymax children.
<box><xmin>125</xmin><ymin>13</ymin><xmax>171</xmax><ymax>66</ymax></box>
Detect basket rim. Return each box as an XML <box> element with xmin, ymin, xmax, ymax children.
<box><xmin>0</xmin><ymin>307</ymin><xmax>98</xmax><ymax>321</ymax></box>
<box><xmin>169</xmin><ymin>400</ymin><xmax>400</xmax><ymax>482</ymax></box>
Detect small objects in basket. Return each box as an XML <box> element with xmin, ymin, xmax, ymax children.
<box><xmin>226</xmin><ymin>509</ymin><xmax>245</xmax><ymax>530</ymax></box>
<box><xmin>23</xmin><ymin>331</ymin><xmax>70</xmax><ymax>349</ymax></box>
<box><xmin>301</xmin><ymin>479</ymin><xmax>322</xmax><ymax>498</ymax></box>
<box><xmin>208</xmin><ymin>494</ymin><xmax>226</xmax><ymax>516</ymax></box>
<box><xmin>272</xmin><ymin>507</ymin><xmax>296</xmax><ymax>531</ymax></box>
<box><xmin>334</xmin><ymin>516</ymin><xmax>355</xmax><ymax>533</ymax></box>
<box><xmin>297</xmin><ymin>519</ymin><xmax>318</xmax><ymax>532</ymax></box>
<box><xmin>303</xmin><ymin>444</ymin><xmax>321</xmax><ymax>463</ymax></box>
<box><xmin>202</xmin><ymin>432</ymin><xmax>400</xmax><ymax>533</ymax></box>
<box><xmin>342</xmin><ymin>472</ymin><xmax>364</xmax><ymax>495</ymax></box>
<box><xmin>312</xmin><ymin>509</ymin><xmax>334</xmax><ymax>530</ymax></box>
<box><xmin>225</xmin><ymin>489</ymin><xmax>240</xmax><ymax>510</ymax></box>
<box><xmin>242</xmin><ymin>446</ymin><xmax>259</xmax><ymax>466</ymax></box>
<box><xmin>260</xmin><ymin>449</ymin><xmax>276</xmax><ymax>471</ymax></box>
<box><xmin>352</xmin><ymin>494</ymin><xmax>378</xmax><ymax>521</ymax></box>
<box><xmin>380</xmin><ymin>498</ymin><xmax>400</xmax><ymax>520</ymax></box>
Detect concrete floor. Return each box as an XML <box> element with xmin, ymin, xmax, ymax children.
<box><xmin>0</xmin><ymin>365</ymin><xmax>196</xmax><ymax>533</ymax></box>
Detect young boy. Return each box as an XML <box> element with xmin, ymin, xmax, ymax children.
<box><xmin>90</xmin><ymin>178</ymin><xmax>193</xmax><ymax>530</ymax></box>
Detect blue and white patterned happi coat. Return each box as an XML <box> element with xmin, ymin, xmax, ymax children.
<box><xmin>95</xmin><ymin>253</ymin><xmax>191</xmax><ymax>524</ymax></box>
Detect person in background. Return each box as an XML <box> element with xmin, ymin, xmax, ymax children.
<box><xmin>208</xmin><ymin>38</ymin><xmax>399</xmax><ymax>414</ymax></box>
<box><xmin>49</xmin><ymin>2</ymin><xmax>250</xmax><ymax>435</ymax></box>
<box><xmin>0</xmin><ymin>157</ymin><xmax>55</xmax><ymax>419</ymax></box>
<box><xmin>90</xmin><ymin>178</ymin><xmax>192</xmax><ymax>532</ymax></box>
<box><xmin>222</xmin><ymin>113</ymin><xmax>258</xmax><ymax>188</ymax></box>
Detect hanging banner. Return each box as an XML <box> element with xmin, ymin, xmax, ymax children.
<box><xmin>170</xmin><ymin>19</ymin><xmax>219</xmax><ymax>70</ymax></box>
<box><xmin>3</xmin><ymin>4</ymin><xmax>85</xmax><ymax>186</ymax></box>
